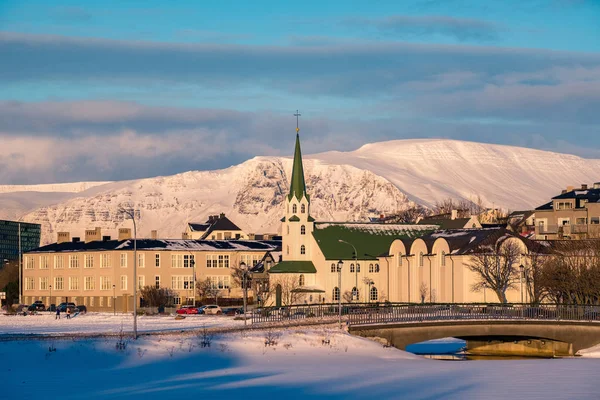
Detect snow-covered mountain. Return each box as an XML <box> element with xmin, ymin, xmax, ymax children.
<box><xmin>2</xmin><ymin>139</ymin><xmax>600</xmax><ymax>245</ymax></box>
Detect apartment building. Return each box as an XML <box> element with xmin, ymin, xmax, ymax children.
<box><xmin>22</xmin><ymin>228</ymin><xmax>280</xmax><ymax>312</ymax></box>
<box><xmin>535</xmin><ymin>183</ymin><xmax>600</xmax><ymax>240</ymax></box>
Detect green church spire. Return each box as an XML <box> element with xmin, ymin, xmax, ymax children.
<box><xmin>288</xmin><ymin>132</ymin><xmax>307</xmax><ymax>201</ymax></box>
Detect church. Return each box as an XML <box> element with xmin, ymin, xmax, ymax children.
<box><xmin>267</xmin><ymin>130</ymin><xmax>535</xmax><ymax>306</ymax></box>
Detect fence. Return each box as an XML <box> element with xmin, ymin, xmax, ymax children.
<box><xmin>250</xmin><ymin>302</ymin><xmax>381</xmax><ymax>324</ymax></box>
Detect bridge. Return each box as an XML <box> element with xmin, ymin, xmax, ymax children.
<box><xmin>347</xmin><ymin>304</ymin><xmax>600</xmax><ymax>357</ymax></box>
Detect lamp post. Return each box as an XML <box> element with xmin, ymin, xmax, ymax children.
<box><xmin>338</xmin><ymin>240</ymin><xmax>358</xmax><ymax>293</ymax></box>
<box><xmin>483</xmin><ymin>282</ymin><xmax>487</xmax><ymax>303</ymax></box>
<box><xmin>120</xmin><ymin>208</ymin><xmax>138</xmax><ymax>339</ymax></box>
<box><xmin>240</xmin><ymin>262</ymin><xmax>248</xmax><ymax>327</ymax></box>
<box><xmin>337</xmin><ymin>260</ymin><xmax>343</xmax><ymax>329</ymax></box>
<box><xmin>49</xmin><ymin>285</ymin><xmax>52</xmax><ymax>308</ymax></box>
<box><xmin>519</xmin><ymin>265</ymin><xmax>524</xmax><ymax>304</ymax></box>
<box><xmin>191</xmin><ymin>256</ymin><xmax>196</xmax><ymax>307</ymax></box>
<box><xmin>112</xmin><ymin>284</ymin><xmax>116</xmax><ymax>315</ymax></box>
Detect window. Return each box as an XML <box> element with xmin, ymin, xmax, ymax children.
<box><xmin>25</xmin><ymin>277</ymin><xmax>35</xmax><ymax>290</ymax></box>
<box><xmin>54</xmin><ymin>255</ymin><xmax>64</xmax><ymax>269</ymax></box>
<box><xmin>40</xmin><ymin>256</ymin><xmax>49</xmax><ymax>270</ymax></box>
<box><xmin>419</xmin><ymin>252</ymin><xmax>424</xmax><ymax>267</ymax></box>
<box><xmin>107</xmin><ymin>297</ymin><xmax>112</xmax><ymax>307</ymax></box>
<box><xmin>40</xmin><ymin>277</ymin><xmax>49</xmax><ymax>291</ymax></box>
<box><xmin>441</xmin><ymin>251</ymin><xmax>446</xmax><ymax>267</ymax></box>
<box><xmin>120</xmin><ymin>275</ymin><xmax>127</xmax><ymax>291</ymax></box>
<box><xmin>301</xmin><ymin>204</ymin><xmax>306</xmax><ymax>213</ymax></box>
<box><xmin>206</xmin><ymin>254</ymin><xmax>230</xmax><ymax>268</ymax></box>
<box><xmin>592</xmin><ymin>217</ymin><xmax>600</xmax><ymax>225</ymax></box>
<box><xmin>356</xmin><ymin>263</ymin><xmax>360</xmax><ymax>273</ymax></box>
<box><xmin>99</xmin><ymin>297</ymin><xmax>104</xmax><ymax>307</ymax></box>
<box><xmin>208</xmin><ymin>275</ymin><xmax>230</xmax><ymax>289</ymax></box>
<box><xmin>101</xmin><ymin>254</ymin><xmax>111</xmax><ymax>268</ymax></box>
<box><xmin>370</xmin><ymin>287</ymin><xmax>378</xmax><ymax>301</ymax></box>
<box><xmin>331</xmin><ymin>263</ymin><xmax>336</xmax><ymax>273</ymax></box>
<box><xmin>332</xmin><ymin>287</ymin><xmax>340</xmax><ymax>301</ymax></box>
<box><xmin>300</xmin><ymin>245</ymin><xmax>306</xmax><ymax>255</ymax></box>
<box><xmin>25</xmin><ymin>256</ymin><xmax>34</xmax><ymax>269</ymax></box>
<box><xmin>352</xmin><ymin>287</ymin><xmax>359</xmax><ymax>301</ymax></box>
<box><xmin>301</xmin><ymin>225</ymin><xmax>305</xmax><ymax>235</ymax></box>
<box><xmin>138</xmin><ymin>275</ymin><xmax>145</xmax><ymax>289</ymax></box>
<box><xmin>350</xmin><ymin>263</ymin><xmax>355</xmax><ymax>273</ymax></box>
<box><xmin>100</xmin><ymin>276</ymin><xmax>112</xmax><ymax>291</ymax></box>
<box><xmin>292</xmin><ymin>204</ymin><xmax>297</xmax><ymax>214</ymax></box>
<box><xmin>155</xmin><ymin>276</ymin><xmax>160</xmax><ymax>289</ymax></box>
<box><xmin>69</xmin><ymin>255</ymin><xmax>79</xmax><ymax>269</ymax></box>
<box><xmin>173</xmin><ymin>297</ymin><xmax>181</xmax><ymax>305</ymax></box>
<box><xmin>84</xmin><ymin>276</ymin><xmax>95</xmax><ymax>291</ymax></box>
<box><xmin>369</xmin><ymin>263</ymin><xmax>374</xmax><ymax>273</ymax></box>
<box><xmin>375</xmin><ymin>263</ymin><xmax>380</xmax><ymax>273</ymax></box>
<box><xmin>184</xmin><ymin>254</ymin><xmax>194</xmax><ymax>268</ymax></box>
<box><xmin>155</xmin><ymin>254</ymin><xmax>161</xmax><ymax>267</ymax></box>
<box><xmin>171</xmin><ymin>275</ymin><xmax>193</xmax><ymax>290</ymax></box>
<box><xmin>138</xmin><ymin>253</ymin><xmax>145</xmax><ymax>268</ymax></box>
<box><xmin>85</xmin><ymin>254</ymin><xmax>94</xmax><ymax>268</ymax></box>
<box><xmin>219</xmin><ymin>255</ymin><xmax>229</xmax><ymax>268</ymax></box>
<box><xmin>299</xmin><ymin>274</ymin><xmax>305</xmax><ymax>286</ymax></box>
<box><xmin>69</xmin><ymin>277</ymin><xmax>79</xmax><ymax>291</ymax></box>
<box><xmin>576</xmin><ymin>217</ymin><xmax>587</xmax><ymax>225</ymax></box>
<box><xmin>120</xmin><ymin>253</ymin><xmax>127</xmax><ymax>268</ymax></box>
<box><xmin>172</xmin><ymin>254</ymin><xmax>183</xmax><ymax>268</ymax></box>
<box><xmin>54</xmin><ymin>276</ymin><xmax>64</xmax><ymax>290</ymax></box>
<box><xmin>90</xmin><ymin>297</ymin><xmax>94</xmax><ymax>307</ymax></box>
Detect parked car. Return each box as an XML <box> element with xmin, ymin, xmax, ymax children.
<box><xmin>28</xmin><ymin>303</ymin><xmax>45</xmax><ymax>312</ymax></box>
<box><xmin>76</xmin><ymin>305</ymin><xmax>87</xmax><ymax>314</ymax></box>
<box><xmin>196</xmin><ymin>305</ymin><xmax>207</xmax><ymax>314</ymax></box>
<box><xmin>176</xmin><ymin>305</ymin><xmax>199</xmax><ymax>315</ymax></box>
<box><xmin>47</xmin><ymin>304</ymin><xmax>56</xmax><ymax>312</ymax></box>
<box><xmin>222</xmin><ymin>307</ymin><xmax>243</xmax><ymax>316</ymax></box>
<box><xmin>57</xmin><ymin>302</ymin><xmax>77</xmax><ymax>312</ymax></box>
<box><xmin>203</xmin><ymin>305</ymin><xmax>222</xmax><ymax>315</ymax></box>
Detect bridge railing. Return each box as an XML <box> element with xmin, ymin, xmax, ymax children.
<box><xmin>347</xmin><ymin>304</ymin><xmax>600</xmax><ymax>327</ymax></box>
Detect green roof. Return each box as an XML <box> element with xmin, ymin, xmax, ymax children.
<box><xmin>288</xmin><ymin>134</ymin><xmax>308</xmax><ymax>201</ymax></box>
<box><xmin>312</xmin><ymin>222</ymin><xmax>437</xmax><ymax>260</ymax></box>
<box><xmin>288</xmin><ymin>215</ymin><xmax>300</xmax><ymax>222</ymax></box>
<box><xmin>269</xmin><ymin>261</ymin><xmax>317</xmax><ymax>274</ymax></box>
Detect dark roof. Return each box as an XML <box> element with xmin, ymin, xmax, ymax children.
<box><xmin>188</xmin><ymin>223</ymin><xmax>210</xmax><ymax>232</ymax></box>
<box><xmin>312</xmin><ymin>222</ymin><xmax>437</xmax><ymax>260</ymax></box>
<box><xmin>269</xmin><ymin>261</ymin><xmax>317</xmax><ymax>274</ymax></box>
<box><xmin>418</xmin><ymin>217</ymin><xmax>475</xmax><ymax>230</ymax></box>
<box><xmin>535</xmin><ymin>201</ymin><xmax>553</xmax><ymax>211</ymax></box>
<box><xmin>27</xmin><ymin>239</ymin><xmax>282</xmax><ymax>254</ymax></box>
<box><xmin>188</xmin><ymin>214</ymin><xmax>244</xmax><ymax>239</ymax></box>
<box><xmin>552</xmin><ymin>188</ymin><xmax>600</xmax><ymax>201</ymax></box>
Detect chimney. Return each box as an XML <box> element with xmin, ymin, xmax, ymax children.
<box><xmin>248</xmin><ymin>233</ymin><xmax>256</xmax><ymax>240</ymax></box>
<box><xmin>208</xmin><ymin>215</ymin><xmax>214</xmax><ymax>222</ymax></box>
<box><xmin>182</xmin><ymin>232</ymin><xmax>190</xmax><ymax>239</ymax></box>
<box><xmin>57</xmin><ymin>232</ymin><xmax>70</xmax><ymax>244</ymax></box>
<box><xmin>594</xmin><ymin>182</ymin><xmax>600</xmax><ymax>190</ymax></box>
<box><xmin>118</xmin><ymin>228</ymin><xmax>132</xmax><ymax>241</ymax></box>
<box><xmin>151</xmin><ymin>230</ymin><xmax>158</xmax><ymax>240</ymax></box>
<box><xmin>567</xmin><ymin>186</ymin><xmax>574</xmax><ymax>192</ymax></box>
<box><xmin>451</xmin><ymin>210</ymin><xmax>458</xmax><ymax>220</ymax></box>
<box><xmin>85</xmin><ymin>227</ymin><xmax>102</xmax><ymax>243</ymax></box>
<box><xmin>561</xmin><ymin>189</ymin><xmax>567</xmax><ymax>194</ymax></box>
<box><xmin>582</xmin><ymin>184</ymin><xmax>588</xmax><ymax>190</ymax></box>
<box><xmin>220</xmin><ymin>212</ymin><xmax>225</xmax><ymax>219</ymax></box>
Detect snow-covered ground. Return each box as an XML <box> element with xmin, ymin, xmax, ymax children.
<box><xmin>3</xmin><ymin>328</ymin><xmax>600</xmax><ymax>399</ymax></box>
<box><xmin>0</xmin><ymin>312</ymin><xmax>243</xmax><ymax>335</ymax></box>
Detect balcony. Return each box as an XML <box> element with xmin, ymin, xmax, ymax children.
<box><xmin>537</xmin><ymin>225</ymin><xmax>558</xmax><ymax>234</ymax></box>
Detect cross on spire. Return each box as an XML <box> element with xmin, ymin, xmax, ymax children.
<box><xmin>294</xmin><ymin>110</ymin><xmax>301</xmax><ymax>133</ymax></box>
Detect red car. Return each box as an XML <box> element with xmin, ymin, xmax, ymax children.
<box><xmin>176</xmin><ymin>306</ymin><xmax>199</xmax><ymax>315</ymax></box>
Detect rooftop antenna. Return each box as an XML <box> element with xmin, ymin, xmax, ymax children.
<box><xmin>294</xmin><ymin>110</ymin><xmax>301</xmax><ymax>133</ymax></box>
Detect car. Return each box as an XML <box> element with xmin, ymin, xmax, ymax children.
<box><xmin>76</xmin><ymin>305</ymin><xmax>87</xmax><ymax>314</ymax></box>
<box><xmin>47</xmin><ymin>304</ymin><xmax>56</xmax><ymax>312</ymax></box>
<box><xmin>28</xmin><ymin>303</ymin><xmax>45</xmax><ymax>312</ymax></box>
<box><xmin>202</xmin><ymin>305</ymin><xmax>222</xmax><ymax>315</ymax></box>
<box><xmin>222</xmin><ymin>307</ymin><xmax>243</xmax><ymax>316</ymax></box>
<box><xmin>57</xmin><ymin>302</ymin><xmax>77</xmax><ymax>312</ymax></box>
<box><xmin>176</xmin><ymin>305</ymin><xmax>199</xmax><ymax>315</ymax></box>
<box><xmin>196</xmin><ymin>305</ymin><xmax>207</xmax><ymax>314</ymax></box>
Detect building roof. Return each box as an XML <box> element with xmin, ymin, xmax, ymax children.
<box><xmin>269</xmin><ymin>261</ymin><xmax>317</xmax><ymax>274</ymax></box>
<box><xmin>188</xmin><ymin>223</ymin><xmax>211</xmax><ymax>232</ymax></box>
<box><xmin>417</xmin><ymin>217</ymin><xmax>475</xmax><ymax>230</ymax></box>
<box><xmin>288</xmin><ymin>133</ymin><xmax>308</xmax><ymax>201</ymax></box>
<box><xmin>535</xmin><ymin>201</ymin><xmax>553</xmax><ymax>211</ymax></box>
<box><xmin>188</xmin><ymin>213</ymin><xmax>244</xmax><ymax>239</ymax></box>
<box><xmin>312</xmin><ymin>222</ymin><xmax>438</xmax><ymax>261</ymax></box>
<box><xmin>26</xmin><ymin>239</ymin><xmax>282</xmax><ymax>254</ymax></box>
<box><xmin>552</xmin><ymin>188</ymin><xmax>600</xmax><ymax>201</ymax></box>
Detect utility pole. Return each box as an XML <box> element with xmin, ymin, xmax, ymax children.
<box><xmin>18</xmin><ymin>222</ymin><xmax>22</xmax><ymax>304</ymax></box>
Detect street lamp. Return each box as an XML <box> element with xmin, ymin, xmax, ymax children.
<box><xmin>120</xmin><ymin>207</ymin><xmax>138</xmax><ymax>339</ymax></box>
<box><xmin>112</xmin><ymin>284</ymin><xmax>116</xmax><ymax>315</ymax></box>
<box><xmin>519</xmin><ymin>264</ymin><xmax>524</xmax><ymax>304</ymax></box>
<box><xmin>338</xmin><ymin>240</ymin><xmax>358</xmax><ymax>291</ymax></box>
<box><xmin>337</xmin><ymin>260</ymin><xmax>343</xmax><ymax>329</ymax></box>
<box><xmin>49</xmin><ymin>285</ymin><xmax>52</xmax><ymax>308</ymax></box>
<box><xmin>240</xmin><ymin>262</ymin><xmax>249</xmax><ymax>327</ymax></box>
<box><xmin>190</xmin><ymin>256</ymin><xmax>196</xmax><ymax>307</ymax></box>
<box><xmin>483</xmin><ymin>282</ymin><xmax>487</xmax><ymax>303</ymax></box>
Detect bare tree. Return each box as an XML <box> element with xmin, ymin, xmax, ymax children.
<box><xmin>467</xmin><ymin>239</ymin><xmax>522</xmax><ymax>303</ymax></box>
<box><xmin>522</xmin><ymin>243</ymin><xmax>549</xmax><ymax>304</ymax></box>
<box><xmin>139</xmin><ymin>286</ymin><xmax>176</xmax><ymax>308</ymax></box>
<box><xmin>269</xmin><ymin>275</ymin><xmax>303</xmax><ymax>306</ymax></box>
<box><xmin>419</xmin><ymin>282</ymin><xmax>428</xmax><ymax>304</ymax></box>
<box><xmin>388</xmin><ymin>205</ymin><xmax>430</xmax><ymax>224</ymax></box>
<box><xmin>342</xmin><ymin>290</ymin><xmax>354</xmax><ymax>303</ymax></box>
<box><xmin>196</xmin><ymin>278</ymin><xmax>221</xmax><ymax>305</ymax></box>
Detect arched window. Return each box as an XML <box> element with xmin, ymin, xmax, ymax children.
<box><xmin>299</xmin><ymin>274</ymin><xmax>305</xmax><ymax>286</ymax></box>
<box><xmin>398</xmin><ymin>253</ymin><xmax>403</xmax><ymax>267</ymax></box>
<box><xmin>352</xmin><ymin>287</ymin><xmax>359</xmax><ymax>301</ymax></box>
<box><xmin>369</xmin><ymin>263</ymin><xmax>374</xmax><ymax>273</ymax></box>
<box><xmin>333</xmin><ymin>287</ymin><xmax>340</xmax><ymax>301</ymax></box>
<box><xmin>375</xmin><ymin>263</ymin><xmax>380</xmax><ymax>273</ymax></box>
<box><xmin>370</xmin><ymin>286</ymin><xmax>378</xmax><ymax>301</ymax></box>
<box><xmin>441</xmin><ymin>251</ymin><xmax>446</xmax><ymax>267</ymax></box>
<box><xmin>350</xmin><ymin>263</ymin><xmax>355</xmax><ymax>273</ymax></box>
<box><xmin>292</xmin><ymin>204</ymin><xmax>297</xmax><ymax>214</ymax></box>
<box><xmin>301</xmin><ymin>204</ymin><xmax>306</xmax><ymax>213</ymax></box>
<box><xmin>300</xmin><ymin>225</ymin><xmax>305</xmax><ymax>235</ymax></box>
<box><xmin>330</xmin><ymin>263</ymin><xmax>336</xmax><ymax>273</ymax></box>
<box><xmin>419</xmin><ymin>252</ymin><xmax>424</xmax><ymax>267</ymax></box>
<box><xmin>356</xmin><ymin>263</ymin><xmax>360</xmax><ymax>272</ymax></box>
<box><xmin>300</xmin><ymin>245</ymin><xmax>306</xmax><ymax>255</ymax></box>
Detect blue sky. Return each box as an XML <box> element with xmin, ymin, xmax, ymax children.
<box><xmin>0</xmin><ymin>0</ymin><xmax>599</xmax><ymax>183</ymax></box>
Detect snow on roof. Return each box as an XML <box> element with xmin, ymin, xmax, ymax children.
<box><xmin>315</xmin><ymin>222</ymin><xmax>438</xmax><ymax>236</ymax></box>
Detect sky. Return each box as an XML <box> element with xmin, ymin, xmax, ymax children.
<box><xmin>1</xmin><ymin>0</ymin><xmax>600</xmax><ymax>184</ymax></box>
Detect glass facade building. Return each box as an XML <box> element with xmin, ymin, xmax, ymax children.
<box><xmin>0</xmin><ymin>220</ymin><xmax>41</xmax><ymax>267</ymax></box>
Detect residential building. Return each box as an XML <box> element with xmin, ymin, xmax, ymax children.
<box><xmin>184</xmin><ymin>213</ymin><xmax>248</xmax><ymax>240</ymax></box>
<box><xmin>0</xmin><ymin>219</ymin><xmax>41</xmax><ymax>268</ymax></box>
<box><xmin>417</xmin><ymin>211</ymin><xmax>481</xmax><ymax>230</ymax></box>
<box><xmin>534</xmin><ymin>183</ymin><xmax>600</xmax><ymax>240</ymax></box>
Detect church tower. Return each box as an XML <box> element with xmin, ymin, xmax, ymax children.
<box><xmin>282</xmin><ymin>125</ymin><xmax>314</xmax><ymax>261</ymax></box>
